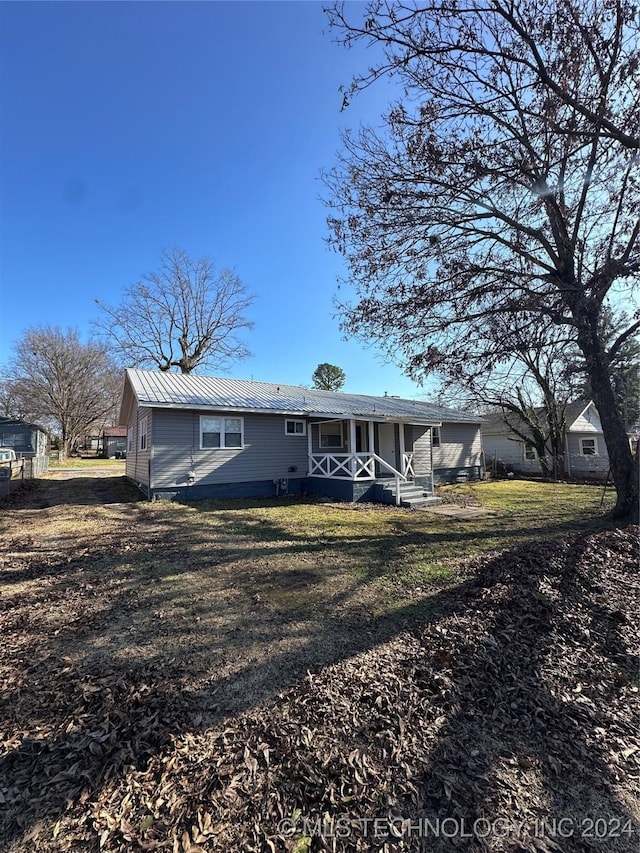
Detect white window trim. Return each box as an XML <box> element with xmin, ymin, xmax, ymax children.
<box><xmin>319</xmin><ymin>421</ymin><xmax>345</xmax><ymax>449</ymax></box>
<box><xmin>524</xmin><ymin>442</ymin><xmax>536</xmax><ymax>460</ymax></box>
<box><xmin>200</xmin><ymin>415</ymin><xmax>244</xmax><ymax>450</ymax></box>
<box><xmin>579</xmin><ymin>437</ymin><xmax>598</xmax><ymax>456</ymax></box>
<box><xmin>432</xmin><ymin>426</ymin><xmax>441</xmax><ymax>447</ymax></box>
<box><xmin>285</xmin><ymin>419</ymin><xmax>306</xmax><ymax>436</ymax></box>
<box><xmin>139</xmin><ymin>417</ymin><xmax>148</xmax><ymax>451</ymax></box>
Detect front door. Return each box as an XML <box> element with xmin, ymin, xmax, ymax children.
<box><xmin>378</xmin><ymin>423</ymin><xmax>396</xmax><ymax>474</ymax></box>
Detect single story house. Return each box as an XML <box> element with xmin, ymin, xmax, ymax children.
<box><xmin>101</xmin><ymin>426</ymin><xmax>128</xmax><ymax>459</ymax></box>
<box><xmin>119</xmin><ymin>369</ymin><xmax>483</xmax><ymax>505</ymax></box>
<box><xmin>482</xmin><ymin>400</ymin><xmax>610</xmax><ymax>479</ymax></box>
<box><xmin>0</xmin><ymin>416</ymin><xmax>48</xmax><ymax>459</ymax></box>
<box><xmin>82</xmin><ymin>433</ymin><xmax>101</xmax><ymax>453</ymax></box>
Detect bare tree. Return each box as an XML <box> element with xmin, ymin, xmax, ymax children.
<box><xmin>95</xmin><ymin>247</ymin><xmax>254</xmax><ymax>375</ymax></box>
<box><xmin>443</xmin><ymin>317</ymin><xmax>575</xmax><ymax>478</ymax></box>
<box><xmin>4</xmin><ymin>326</ymin><xmax>120</xmax><ymax>459</ymax></box>
<box><xmin>312</xmin><ymin>362</ymin><xmax>346</xmax><ymax>391</ymax></box>
<box><xmin>324</xmin><ymin>0</ymin><xmax>639</xmax><ymax>517</ymax></box>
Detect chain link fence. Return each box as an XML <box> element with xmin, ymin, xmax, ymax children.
<box><xmin>0</xmin><ymin>456</ymin><xmax>50</xmax><ymax>498</ymax></box>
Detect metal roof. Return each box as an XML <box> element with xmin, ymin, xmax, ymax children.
<box><xmin>124</xmin><ymin>369</ymin><xmax>481</xmax><ymax>424</ymax></box>
<box><xmin>480</xmin><ymin>400</ymin><xmax>593</xmax><ymax>435</ymax></box>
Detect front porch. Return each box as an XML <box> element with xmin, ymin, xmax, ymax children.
<box><xmin>306</xmin><ymin>418</ymin><xmax>438</xmax><ymax>507</ymax></box>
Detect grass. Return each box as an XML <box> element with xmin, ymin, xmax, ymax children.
<box><xmin>176</xmin><ymin>478</ymin><xmax>614</xmax><ymax>586</ymax></box>
<box><xmin>47</xmin><ymin>455</ymin><xmax>126</xmax><ymax>469</ymax></box>
<box><xmin>440</xmin><ymin>478</ymin><xmax>613</xmax><ymax>518</ymax></box>
<box><xmin>1</xmin><ymin>475</ymin><xmax>617</xmax><ymax>692</ymax></box>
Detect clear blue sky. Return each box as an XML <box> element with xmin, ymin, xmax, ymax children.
<box><xmin>0</xmin><ymin>0</ymin><xmax>434</xmax><ymax>400</ymax></box>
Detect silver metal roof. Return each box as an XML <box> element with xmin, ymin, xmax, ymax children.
<box><xmin>124</xmin><ymin>368</ymin><xmax>481</xmax><ymax>423</ymax></box>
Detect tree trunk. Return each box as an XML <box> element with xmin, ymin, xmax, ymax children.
<box><xmin>579</xmin><ymin>330</ymin><xmax>638</xmax><ymax>519</ymax></box>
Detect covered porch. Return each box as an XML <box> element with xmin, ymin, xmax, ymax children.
<box><xmin>306</xmin><ymin>417</ymin><xmax>438</xmax><ymax>506</ymax></box>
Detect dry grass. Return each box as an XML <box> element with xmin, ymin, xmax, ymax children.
<box><xmin>0</xmin><ymin>470</ymin><xmax>632</xmax><ymax>852</ymax></box>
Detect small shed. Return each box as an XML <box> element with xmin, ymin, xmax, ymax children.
<box><xmin>101</xmin><ymin>426</ymin><xmax>127</xmax><ymax>459</ymax></box>
<box><xmin>0</xmin><ymin>417</ymin><xmax>48</xmax><ymax>458</ymax></box>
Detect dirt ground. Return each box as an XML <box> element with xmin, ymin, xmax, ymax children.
<box><xmin>0</xmin><ymin>471</ymin><xmax>638</xmax><ymax>852</ymax></box>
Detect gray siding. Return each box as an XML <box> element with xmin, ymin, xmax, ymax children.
<box><xmin>409</xmin><ymin>425</ymin><xmax>431</xmax><ymax>477</ymax></box>
<box><xmin>125</xmin><ymin>405</ymin><xmax>152</xmax><ymax>491</ymax></box>
<box><xmin>0</xmin><ymin>422</ymin><xmax>47</xmax><ymax>458</ymax></box>
<box><xmin>484</xmin><ymin>430</ymin><xmax>609</xmax><ymax>477</ymax></box>
<box><xmin>151</xmin><ymin>409</ymin><xmax>309</xmax><ymax>489</ymax></box>
<box><xmin>432</xmin><ymin>423</ymin><xmax>482</xmax><ymax>470</ymax></box>
<box><xmin>566</xmin><ymin>432</ymin><xmax>609</xmax><ymax>476</ymax></box>
<box><xmin>483</xmin><ymin>434</ymin><xmax>543</xmax><ymax>473</ymax></box>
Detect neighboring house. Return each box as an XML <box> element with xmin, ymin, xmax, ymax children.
<box><xmin>0</xmin><ymin>417</ymin><xmax>48</xmax><ymax>459</ymax></box>
<box><xmin>482</xmin><ymin>400</ymin><xmax>610</xmax><ymax>479</ymax></box>
<box><xmin>119</xmin><ymin>369</ymin><xmax>483</xmax><ymax>505</ymax></box>
<box><xmin>101</xmin><ymin>426</ymin><xmax>128</xmax><ymax>459</ymax></box>
<box><xmin>82</xmin><ymin>434</ymin><xmax>101</xmax><ymax>453</ymax></box>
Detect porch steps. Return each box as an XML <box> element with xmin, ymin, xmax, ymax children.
<box><xmin>381</xmin><ymin>481</ymin><xmax>442</xmax><ymax>509</ymax></box>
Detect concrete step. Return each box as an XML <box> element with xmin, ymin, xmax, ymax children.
<box><xmin>382</xmin><ymin>487</ymin><xmax>426</xmax><ymax>499</ymax></box>
<box><xmin>400</xmin><ymin>495</ymin><xmax>442</xmax><ymax>509</ymax></box>
<box><xmin>380</xmin><ymin>480</ymin><xmax>442</xmax><ymax>508</ymax></box>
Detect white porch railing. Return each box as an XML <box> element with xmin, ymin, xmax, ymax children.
<box><xmin>402</xmin><ymin>452</ymin><xmax>415</xmax><ymax>478</ymax></box>
<box><xmin>309</xmin><ymin>452</ymin><xmax>409</xmax><ymax>506</ymax></box>
<box><xmin>309</xmin><ymin>452</ymin><xmax>375</xmax><ymax>480</ymax></box>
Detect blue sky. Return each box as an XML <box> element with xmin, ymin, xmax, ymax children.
<box><xmin>0</xmin><ymin>0</ymin><xmax>434</xmax><ymax>400</ymax></box>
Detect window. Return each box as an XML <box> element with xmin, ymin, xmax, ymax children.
<box><xmin>432</xmin><ymin>426</ymin><xmax>441</xmax><ymax>447</ymax></box>
<box><xmin>200</xmin><ymin>416</ymin><xmax>243</xmax><ymax>449</ymax></box>
<box><xmin>139</xmin><ymin>417</ymin><xmax>148</xmax><ymax>451</ymax></box>
<box><xmin>580</xmin><ymin>437</ymin><xmax>597</xmax><ymax>455</ymax></box>
<box><xmin>524</xmin><ymin>443</ymin><xmax>536</xmax><ymax>460</ymax></box>
<box><xmin>319</xmin><ymin>422</ymin><xmax>345</xmax><ymax>448</ymax></box>
<box><xmin>128</xmin><ymin>431</ymin><xmax>133</xmax><ymax>452</ymax></box>
<box><xmin>285</xmin><ymin>419</ymin><xmax>306</xmax><ymax>436</ymax></box>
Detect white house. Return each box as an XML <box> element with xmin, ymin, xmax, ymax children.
<box><xmin>481</xmin><ymin>400</ymin><xmax>611</xmax><ymax>479</ymax></box>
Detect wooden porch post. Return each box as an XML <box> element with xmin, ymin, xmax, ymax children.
<box><xmin>368</xmin><ymin>421</ymin><xmax>375</xmax><ymax>454</ymax></box>
<box><xmin>307</xmin><ymin>421</ymin><xmax>313</xmax><ymax>475</ymax></box>
<box><xmin>398</xmin><ymin>422</ymin><xmax>406</xmax><ymax>476</ymax></box>
<box><xmin>349</xmin><ymin>419</ymin><xmax>357</xmax><ymax>477</ymax></box>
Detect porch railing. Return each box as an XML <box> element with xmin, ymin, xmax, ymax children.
<box><xmin>309</xmin><ymin>452</ymin><xmax>375</xmax><ymax>480</ymax></box>
<box><xmin>309</xmin><ymin>452</ymin><xmax>409</xmax><ymax>506</ymax></box>
<box><xmin>402</xmin><ymin>452</ymin><xmax>415</xmax><ymax>478</ymax></box>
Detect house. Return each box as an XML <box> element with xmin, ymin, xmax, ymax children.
<box><xmin>118</xmin><ymin>369</ymin><xmax>483</xmax><ymax>505</ymax></box>
<box><xmin>82</xmin><ymin>433</ymin><xmax>101</xmax><ymax>453</ymax></box>
<box><xmin>481</xmin><ymin>400</ymin><xmax>610</xmax><ymax>479</ymax></box>
<box><xmin>101</xmin><ymin>426</ymin><xmax>128</xmax><ymax>459</ymax></box>
<box><xmin>0</xmin><ymin>417</ymin><xmax>48</xmax><ymax>459</ymax></box>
